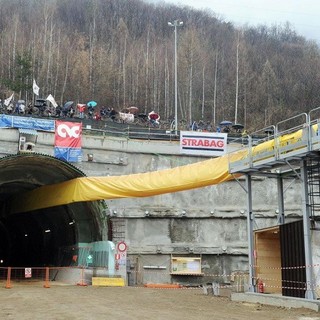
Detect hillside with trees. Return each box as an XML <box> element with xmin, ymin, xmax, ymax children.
<box><xmin>0</xmin><ymin>0</ymin><xmax>319</xmax><ymax>130</ymax></box>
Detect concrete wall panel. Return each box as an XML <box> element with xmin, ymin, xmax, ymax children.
<box><xmin>0</xmin><ymin>126</ymin><xmax>305</xmax><ymax>285</ymax></box>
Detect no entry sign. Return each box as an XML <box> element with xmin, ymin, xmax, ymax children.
<box><xmin>117</xmin><ymin>241</ymin><xmax>127</xmax><ymax>252</ymax></box>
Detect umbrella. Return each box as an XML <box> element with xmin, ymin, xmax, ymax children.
<box><xmin>264</xmin><ymin>127</ymin><xmax>274</xmax><ymax>134</ymax></box>
<box><xmin>63</xmin><ymin>101</ymin><xmax>74</xmax><ymax>110</ymax></box>
<box><xmin>148</xmin><ymin>111</ymin><xmax>157</xmax><ymax>119</ymax></box>
<box><xmin>232</xmin><ymin>123</ymin><xmax>244</xmax><ymax>130</ymax></box>
<box><xmin>127</xmin><ymin>106</ymin><xmax>139</xmax><ymax>114</ymax></box>
<box><xmin>17</xmin><ymin>100</ymin><xmax>25</xmax><ymax>104</ymax></box>
<box><xmin>35</xmin><ymin>99</ymin><xmax>47</xmax><ymax>105</ymax></box>
<box><xmin>219</xmin><ymin>120</ymin><xmax>233</xmax><ymax>126</ymax></box>
<box><xmin>87</xmin><ymin>101</ymin><xmax>97</xmax><ymax>108</ymax></box>
<box><xmin>35</xmin><ymin>99</ymin><xmax>47</xmax><ymax>108</ymax></box>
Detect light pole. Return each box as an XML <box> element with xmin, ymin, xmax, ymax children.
<box><xmin>168</xmin><ymin>20</ymin><xmax>183</xmax><ymax>136</ymax></box>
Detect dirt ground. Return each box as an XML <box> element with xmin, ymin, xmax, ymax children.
<box><xmin>0</xmin><ymin>283</ymin><xmax>320</xmax><ymax>320</ymax></box>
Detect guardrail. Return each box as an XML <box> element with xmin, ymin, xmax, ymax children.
<box><xmin>228</xmin><ymin>108</ymin><xmax>320</xmax><ymax>173</ymax></box>
<box><xmin>82</xmin><ymin>121</ymin><xmax>180</xmax><ymax>141</ymax></box>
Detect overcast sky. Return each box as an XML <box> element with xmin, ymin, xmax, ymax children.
<box><xmin>163</xmin><ymin>0</ymin><xmax>320</xmax><ymax>43</ymax></box>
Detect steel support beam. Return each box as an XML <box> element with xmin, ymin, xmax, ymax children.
<box><xmin>246</xmin><ymin>174</ymin><xmax>256</xmax><ymax>292</ymax></box>
<box><xmin>301</xmin><ymin>159</ymin><xmax>316</xmax><ymax>300</ymax></box>
<box><xmin>277</xmin><ymin>175</ymin><xmax>285</xmax><ymax>225</ymax></box>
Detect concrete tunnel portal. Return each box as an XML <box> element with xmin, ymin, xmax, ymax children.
<box><xmin>0</xmin><ymin>153</ymin><xmax>105</xmax><ymax>268</ymax></box>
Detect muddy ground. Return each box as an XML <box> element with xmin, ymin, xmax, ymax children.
<box><xmin>0</xmin><ymin>283</ymin><xmax>320</xmax><ymax>320</ymax></box>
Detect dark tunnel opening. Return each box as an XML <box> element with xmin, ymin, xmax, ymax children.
<box><xmin>1</xmin><ymin>210</ymin><xmax>77</xmax><ymax>267</ymax></box>
<box><xmin>0</xmin><ymin>154</ymin><xmax>106</xmax><ymax>268</ymax></box>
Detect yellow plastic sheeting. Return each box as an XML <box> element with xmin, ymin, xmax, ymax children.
<box><xmin>9</xmin><ymin>126</ymin><xmax>307</xmax><ymax>214</ymax></box>
<box><xmin>252</xmin><ymin>129</ymin><xmax>303</xmax><ymax>154</ymax></box>
<box><xmin>10</xmin><ymin>150</ymin><xmax>245</xmax><ymax>214</ymax></box>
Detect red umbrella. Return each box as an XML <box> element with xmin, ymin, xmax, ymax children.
<box><xmin>127</xmin><ymin>106</ymin><xmax>139</xmax><ymax>114</ymax></box>
<box><xmin>148</xmin><ymin>111</ymin><xmax>159</xmax><ymax>120</ymax></box>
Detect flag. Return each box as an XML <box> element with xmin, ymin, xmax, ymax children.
<box><xmin>46</xmin><ymin>94</ymin><xmax>58</xmax><ymax>108</ymax></box>
<box><xmin>4</xmin><ymin>93</ymin><xmax>14</xmax><ymax>107</ymax></box>
<box><xmin>54</xmin><ymin>121</ymin><xmax>82</xmax><ymax>162</ymax></box>
<box><xmin>33</xmin><ymin>79</ymin><xmax>40</xmax><ymax>96</ymax></box>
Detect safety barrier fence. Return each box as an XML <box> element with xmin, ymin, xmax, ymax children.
<box><xmin>228</xmin><ymin>107</ymin><xmax>320</xmax><ymax>173</ymax></box>
<box><xmin>0</xmin><ymin>264</ymin><xmax>319</xmax><ymax>296</ymax></box>
<box><xmin>0</xmin><ymin>266</ymin><xmax>90</xmax><ymax>289</ymax></box>
<box><xmin>83</xmin><ymin>122</ymin><xmax>180</xmax><ymax>142</ymax></box>
<box><xmin>84</xmin><ymin>124</ymin><xmax>246</xmax><ymax>143</ymax></box>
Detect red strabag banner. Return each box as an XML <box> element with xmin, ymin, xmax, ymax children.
<box><xmin>54</xmin><ymin>120</ymin><xmax>82</xmax><ymax>162</ymax></box>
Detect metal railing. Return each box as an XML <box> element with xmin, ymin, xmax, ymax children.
<box><xmin>229</xmin><ymin>108</ymin><xmax>320</xmax><ymax>173</ymax></box>
<box><xmin>82</xmin><ymin>121</ymin><xmax>180</xmax><ymax>142</ymax></box>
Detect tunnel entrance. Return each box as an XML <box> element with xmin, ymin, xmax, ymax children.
<box><xmin>0</xmin><ymin>154</ymin><xmax>106</xmax><ymax>268</ymax></box>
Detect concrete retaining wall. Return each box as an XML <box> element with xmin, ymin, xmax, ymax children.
<box><xmin>0</xmin><ymin>126</ymin><xmax>304</xmax><ymax>285</ymax></box>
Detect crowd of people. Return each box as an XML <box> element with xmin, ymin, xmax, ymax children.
<box><xmin>0</xmin><ymin>98</ymin><xmax>245</xmax><ymax>134</ymax></box>
<box><xmin>0</xmin><ymin>99</ymin><xmax>162</xmax><ymax>127</ymax></box>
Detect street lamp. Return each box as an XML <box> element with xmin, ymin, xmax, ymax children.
<box><xmin>168</xmin><ymin>20</ymin><xmax>183</xmax><ymax>136</ymax></box>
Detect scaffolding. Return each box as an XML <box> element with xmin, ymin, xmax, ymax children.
<box><xmin>307</xmin><ymin>157</ymin><xmax>320</xmax><ymax>222</ymax></box>
<box><xmin>228</xmin><ymin>107</ymin><xmax>320</xmax><ymax>300</ymax></box>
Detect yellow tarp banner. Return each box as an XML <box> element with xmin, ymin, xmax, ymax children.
<box><xmin>10</xmin><ymin>150</ymin><xmax>246</xmax><ymax>214</ymax></box>
<box><xmin>10</xmin><ymin>126</ymin><xmax>307</xmax><ymax>214</ymax></box>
